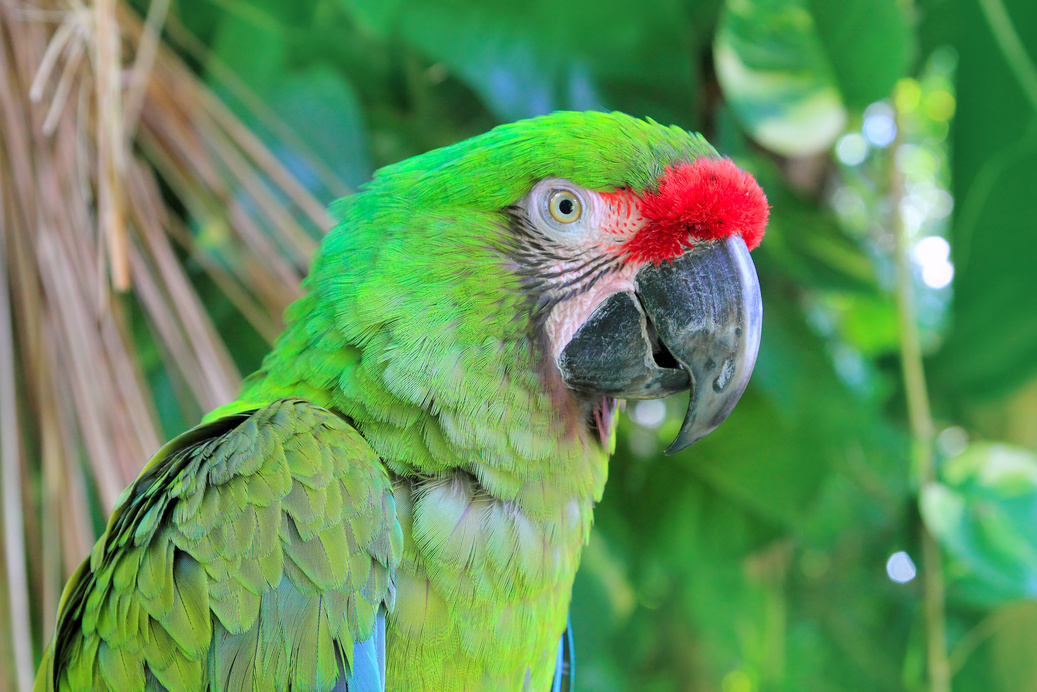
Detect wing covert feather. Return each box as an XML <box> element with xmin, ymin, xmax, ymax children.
<box><xmin>35</xmin><ymin>399</ymin><xmax>401</xmax><ymax>692</ymax></box>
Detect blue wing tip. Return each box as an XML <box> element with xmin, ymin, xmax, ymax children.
<box><xmin>552</xmin><ymin>615</ymin><xmax>575</xmax><ymax>692</ymax></box>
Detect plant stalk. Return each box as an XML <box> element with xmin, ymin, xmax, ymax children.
<box><xmin>890</xmin><ymin>124</ymin><xmax>950</xmax><ymax>692</ymax></box>
<box><xmin>0</xmin><ymin>161</ymin><xmax>34</xmax><ymax>692</ymax></box>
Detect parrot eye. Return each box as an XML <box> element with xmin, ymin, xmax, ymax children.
<box><xmin>547</xmin><ymin>190</ymin><xmax>583</xmax><ymax>224</ymax></box>
<box><xmin>523</xmin><ymin>178</ymin><xmax>592</xmax><ymax>239</ymax></box>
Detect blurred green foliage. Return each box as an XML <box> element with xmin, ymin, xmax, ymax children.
<box><xmin>151</xmin><ymin>0</ymin><xmax>1037</xmax><ymax>689</ymax></box>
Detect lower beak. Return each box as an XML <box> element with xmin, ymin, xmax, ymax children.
<box><xmin>557</xmin><ymin>236</ymin><xmax>762</xmax><ymax>454</ymax></box>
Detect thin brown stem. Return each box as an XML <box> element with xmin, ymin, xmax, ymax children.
<box><xmin>123</xmin><ymin>0</ymin><xmax>170</xmax><ymax>140</ymax></box>
<box><xmin>0</xmin><ymin>141</ymin><xmax>35</xmax><ymax>692</ymax></box>
<box><xmin>890</xmin><ymin>121</ymin><xmax>950</xmax><ymax>692</ymax></box>
<box><xmin>95</xmin><ymin>0</ymin><xmax>130</xmax><ymax>289</ymax></box>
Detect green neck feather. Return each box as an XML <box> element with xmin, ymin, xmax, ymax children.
<box><xmin>226</xmin><ymin>207</ymin><xmax>610</xmax><ymax>513</ymax></box>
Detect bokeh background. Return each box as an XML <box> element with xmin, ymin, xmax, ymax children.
<box><xmin>2</xmin><ymin>0</ymin><xmax>1037</xmax><ymax>690</ymax></box>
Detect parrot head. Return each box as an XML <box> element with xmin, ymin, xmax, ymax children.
<box><xmin>509</xmin><ymin>152</ymin><xmax>766</xmax><ymax>453</ymax></box>
<box><xmin>257</xmin><ymin>111</ymin><xmax>767</xmax><ymax>470</ymax></box>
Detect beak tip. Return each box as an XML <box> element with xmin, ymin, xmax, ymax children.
<box><xmin>663</xmin><ymin>440</ymin><xmax>688</xmax><ymax>456</ymax></box>
<box><xmin>662</xmin><ymin>421</ymin><xmax>711</xmax><ymax>455</ymax></box>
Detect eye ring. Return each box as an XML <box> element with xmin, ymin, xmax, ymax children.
<box><xmin>547</xmin><ymin>189</ymin><xmax>583</xmax><ymax>224</ymax></box>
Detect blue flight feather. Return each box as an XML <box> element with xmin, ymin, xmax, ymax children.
<box><xmin>333</xmin><ymin>610</ymin><xmax>386</xmax><ymax>692</ymax></box>
<box><xmin>551</xmin><ymin>616</ymin><xmax>575</xmax><ymax>692</ymax></box>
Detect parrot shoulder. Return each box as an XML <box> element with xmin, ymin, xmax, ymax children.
<box><xmin>35</xmin><ymin>398</ymin><xmax>402</xmax><ymax>692</ymax></box>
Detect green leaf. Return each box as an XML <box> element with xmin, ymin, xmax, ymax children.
<box><xmin>921</xmin><ymin>443</ymin><xmax>1037</xmax><ymax>605</ymax></box>
<box><xmin>714</xmin><ymin>0</ymin><xmax>910</xmax><ymax>155</ymax></box>
<box><xmin>927</xmin><ymin>0</ymin><xmax>1037</xmax><ymax>403</ymax></box>
<box><xmin>932</xmin><ymin>138</ymin><xmax>1037</xmax><ymax>400</ymax></box>
<box><xmin>263</xmin><ymin>66</ymin><xmax>371</xmax><ymax>190</ymax></box>
<box><xmin>807</xmin><ymin>0</ymin><xmax>912</xmax><ymax>109</ymax></box>
<box><xmin>209</xmin><ymin>10</ymin><xmax>371</xmax><ymax>190</ymax></box>
<box><xmin>714</xmin><ymin>0</ymin><xmax>846</xmax><ymax>156</ymax></box>
<box><xmin>338</xmin><ymin>0</ymin><xmax>698</xmax><ymax>126</ymax></box>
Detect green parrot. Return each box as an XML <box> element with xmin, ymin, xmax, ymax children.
<box><xmin>35</xmin><ymin>111</ymin><xmax>768</xmax><ymax>691</ymax></box>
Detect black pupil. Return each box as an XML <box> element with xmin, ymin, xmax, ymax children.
<box><xmin>558</xmin><ymin>198</ymin><xmax>574</xmax><ymax>216</ymax></box>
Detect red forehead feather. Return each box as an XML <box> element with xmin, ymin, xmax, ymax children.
<box><xmin>624</xmin><ymin>158</ymin><xmax>769</xmax><ymax>263</ymax></box>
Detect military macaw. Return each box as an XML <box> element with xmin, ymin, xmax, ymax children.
<box><xmin>35</xmin><ymin>111</ymin><xmax>767</xmax><ymax>691</ymax></box>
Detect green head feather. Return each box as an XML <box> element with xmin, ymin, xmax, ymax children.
<box><xmin>335</xmin><ymin>110</ymin><xmax>716</xmax><ymax>213</ymax></box>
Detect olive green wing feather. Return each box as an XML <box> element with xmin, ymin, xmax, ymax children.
<box><xmin>35</xmin><ymin>398</ymin><xmax>402</xmax><ymax>692</ymax></box>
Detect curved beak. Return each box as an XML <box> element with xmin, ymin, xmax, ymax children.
<box><xmin>557</xmin><ymin>236</ymin><xmax>762</xmax><ymax>454</ymax></box>
<box><xmin>636</xmin><ymin>236</ymin><xmax>762</xmax><ymax>453</ymax></box>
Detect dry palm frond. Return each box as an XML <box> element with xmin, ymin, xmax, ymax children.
<box><xmin>0</xmin><ymin>2</ymin><xmax>342</xmax><ymax>689</ymax></box>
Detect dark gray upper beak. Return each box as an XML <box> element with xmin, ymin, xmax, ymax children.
<box><xmin>557</xmin><ymin>235</ymin><xmax>762</xmax><ymax>453</ymax></box>
<box><xmin>636</xmin><ymin>236</ymin><xmax>762</xmax><ymax>453</ymax></box>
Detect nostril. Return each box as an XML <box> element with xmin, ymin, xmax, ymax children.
<box><xmin>654</xmin><ymin>342</ymin><xmax>679</xmax><ymax>369</ymax></box>
<box><xmin>646</xmin><ymin>321</ymin><xmax>680</xmax><ymax>369</ymax></box>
